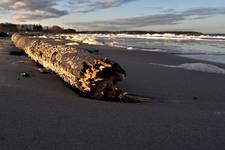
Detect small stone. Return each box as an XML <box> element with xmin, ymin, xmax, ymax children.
<box><xmin>0</xmin><ymin>32</ymin><xmax>10</xmax><ymax>37</ymax></box>
<box><xmin>88</xmin><ymin>50</ymin><xmax>99</xmax><ymax>54</ymax></box>
<box><xmin>20</xmin><ymin>72</ymin><xmax>31</xmax><ymax>77</ymax></box>
<box><xmin>38</xmin><ymin>68</ymin><xmax>50</xmax><ymax>74</ymax></box>
<box><xmin>193</xmin><ymin>96</ymin><xmax>198</xmax><ymax>100</ymax></box>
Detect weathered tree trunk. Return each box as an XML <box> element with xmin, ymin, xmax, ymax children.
<box><xmin>11</xmin><ymin>33</ymin><xmax>129</xmax><ymax>101</ymax></box>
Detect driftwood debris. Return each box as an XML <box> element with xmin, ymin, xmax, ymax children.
<box><xmin>11</xmin><ymin>33</ymin><xmax>140</xmax><ymax>102</ymax></box>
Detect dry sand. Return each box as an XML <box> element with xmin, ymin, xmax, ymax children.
<box><xmin>1</xmin><ymin>37</ymin><xmax>225</xmax><ymax>150</ymax></box>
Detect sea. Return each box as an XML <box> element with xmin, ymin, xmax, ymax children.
<box><xmin>50</xmin><ymin>33</ymin><xmax>225</xmax><ymax>65</ymax></box>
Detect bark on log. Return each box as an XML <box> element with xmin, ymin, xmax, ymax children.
<box><xmin>11</xmin><ymin>33</ymin><xmax>129</xmax><ymax>101</ymax></box>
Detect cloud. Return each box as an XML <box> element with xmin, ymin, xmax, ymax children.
<box><xmin>72</xmin><ymin>0</ymin><xmax>136</xmax><ymax>13</ymax></box>
<box><xmin>11</xmin><ymin>1</ymin><xmax>28</xmax><ymax>9</ymax></box>
<box><xmin>13</xmin><ymin>8</ymin><xmax>68</xmax><ymax>22</ymax></box>
<box><xmin>0</xmin><ymin>0</ymin><xmax>68</xmax><ymax>21</ymax></box>
<box><xmin>0</xmin><ymin>0</ymin><xmax>136</xmax><ymax>21</ymax></box>
<box><xmin>67</xmin><ymin>7</ymin><xmax>225</xmax><ymax>31</ymax></box>
<box><xmin>70</xmin><ymin>14</ymin><xmax>185</xmax><ymax>30</ymax></box>
<box><xmin>74</xmin><ymin>0</ymin><xmax>91</xmax><ymax>4</ymax></box>
<box><xmin>183</xmin><ymin>8</ymin><xmax>225</xmax><ymax>16</ymax></box>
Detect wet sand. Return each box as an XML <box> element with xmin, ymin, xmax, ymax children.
<box><xmin>1</xmin><ymin>37</ymin><xmax>225</xmax><ymax>150</ymax></box>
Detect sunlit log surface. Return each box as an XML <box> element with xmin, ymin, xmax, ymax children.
<box><xmin>11</xmin><ymin>33</ymin><xmax>133</xmax><ymax>101</ymax></box>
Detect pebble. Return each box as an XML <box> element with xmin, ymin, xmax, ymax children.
<box><xmin>20</xmin><ymin>72</ymin><xmax>31</xmax><ymax>77</ymax></box>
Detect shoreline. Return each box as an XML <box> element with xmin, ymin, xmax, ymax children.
<box><xmin>1</xmin><ymin>37</ymin><xmax>225</xmax><ymax>149</ymax></box>
<box><xmin>79</xmin><ymin>42</ymin><xmax>225</xmax><ymax>68</ymax></box>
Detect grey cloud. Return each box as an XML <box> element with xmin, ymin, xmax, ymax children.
<box><xmin>181</xmin><ymin>8</ymin><xmax>225</xmax><ymax>20</ymax></box>
<box><xmin>68</xmin><ymin>14</ymin><xmax>184</xmax><ymax>30</ymax></box>
<box><xmin>72</xmin><ymin>0</ymin><xmax>136</xmax><ymax>13</ymax></box>
<box><xmin>67</xmin><ymin>7</ymin><xmax>225</xmax><ymax>31</ymax></box>
<box><xmin>0</xmin><ymin>0</ymin><xmax>58</xmax><ymax>10</ymax></box>
<box><xmin>0</xmin><ymin>0</ymin><xmax>68</xmax><ymax>21</ymax></box>
<box><xmin>161</xmin><ymin>9</ymin><xmax>177</xmax><ymax>13</ymax></box>
<box><xmin>183</xmin><ymin>8</ymin><xmax>225</xmax><ymax>16</ymax></box>
<box><xmin>13</xmin><ymin>8</ymin><xmax>68</xmax><ymax>22</ymax></box>
<box><xmin>0</xmin><ymin>0</ymin><xmax>136</xmax><ymax>21</ymax></box>
<box><xmin>74</xmin><ymin>0</ymin><xmax>91</xmax><ymax>4</ymax></box>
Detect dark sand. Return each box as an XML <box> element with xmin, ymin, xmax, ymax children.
<box><xmin>1</xmin><ymin>37</ymin><xmax>225</xmax><ymax>150</ymax></box>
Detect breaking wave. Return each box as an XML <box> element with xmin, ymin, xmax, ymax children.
<box><xmin>111</xmin><ymin>33</ymin><xmax>225</xmax><ymax>41</ymax></box>
<box><xmin>51</xmin><ymin>33</ymin><xmax>225</xmax><ymax>45</ymax></box>
<box><xmin>48</xmin><ymin>33</ymin><xmax>225</xmax><ymax>64</ymax></box>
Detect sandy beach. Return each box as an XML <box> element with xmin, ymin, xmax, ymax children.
<box><xmin>1</xmin><ymin>37</ymin><xmax>225</xmax><ymax>150</ymax></box>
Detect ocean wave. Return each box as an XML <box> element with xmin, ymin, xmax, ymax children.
<box><xmin>52</xmin><ymin>34</ymin><xmax>104</xmax><ymax>45</ymax></box>
<box><xmin>50</xmin><ymin>33</ymin><xmax>225</xmax><ymax>47</ymax></box>
<box><xmin>150</xmin><ymin>62</ymin><xmax>225</xmax><ymax>74</ymax></box>
<box><xmin>109</xmin><ymin>33</ymin><xmax>225</xmax><ymax>41</ymax></box>
<box><xmin>48</xmin><ymin>34</ymin><xmax>225</xmax><ymax>63</ymax></box>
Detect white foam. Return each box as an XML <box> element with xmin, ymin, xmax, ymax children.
<box><xmin>127</xmin><ymin>47</ymin><xmax>133</xmax><ymax>50</ymax></box>
<box><xmin>150</xmin><ymin>62</ymin><xmax>225</xmax><ymax>74</ymax></box>
<box><xmin>38</xmin><ymin>35</ymin><xmax>48</xmax><ymax>39</ymax></box>
<box><xmin>140</xmin><ymin>48</ymin><xmax>162</xmax><ymax>52</ymax></box>
<box><xmin>50</xmin><ymin>33</ymin><xmax>225</xmax><ymax>46</ymax></box>
<box><xmin>113</xmin><ymin>33</ymin><xmax>225</xmax><ymax>41</ymax></box>
<box><xmin>180</xmin><ymin>55</ymin><xmax>225</xmax><ymax>65</ymax></box>
<box><xmin>65</xmin><ymin>42</ymin><xmax>79</xmax><ymax>46</ymax></box>
<box><xmin>52</xmin><ymin>34</ymin><xmax>104</xmax><ymax>45</ymax></box>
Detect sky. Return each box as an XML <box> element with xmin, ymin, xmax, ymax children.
<box><xmin>0</xmin><ymin>0</ymin><xmax>225</xmax><ymax>33</ymax></box>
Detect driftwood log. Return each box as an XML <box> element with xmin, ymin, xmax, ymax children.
<box><xmin>11</xmin><ymin>33</ymin><xmax>139</xmax><ymax>102</ymax></box>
